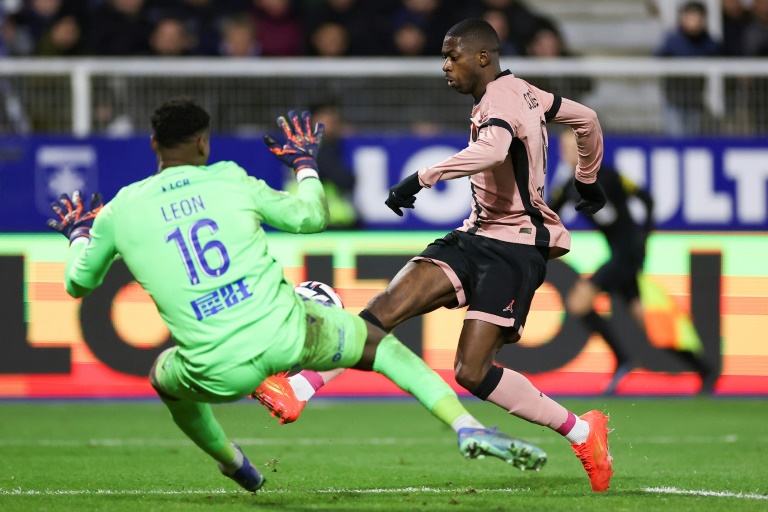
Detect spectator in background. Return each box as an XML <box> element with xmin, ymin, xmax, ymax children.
<box><xmin>523</xmin><ymin>25</ymin><xmax>593</xmax><ymax>103</ymax></box>
<box><xmin>310</xmin><ymin>21</ymin><xmax>350</xmax><ymax>57</ymax></box>
<box><xmin>10</xmin><ymin>0</ymin><xmax>86</xmax><ymax>55</ymax></box>
<box><xmin>526</xmin><ymin>26</ymin><xmax>562</xmax><ymax>57</ymax></box>
<box><xmin>149</xmin><ymin>17</ymin><xmax>194</xmax><ymax>56</ymax></box>
<box><xmin>743</xmin><ymin>0</ymin><xmax>768</xmax><ymax>131</ymax></box>
<box><xmin>153</xmin><ymin>0</ymin><xmax>237</xmax><ymax>56</ymax></box>
<box><xmin>410</xmin><ymin>119</ymin><xmax>443</xmax><ymax>135</ymax></box>
<box><xmin>392</xmin><ymin>17</ymin><xmax>428</xmax><ymax>56</ymax></box>
<box><xmin>743</xmin><ymin>0</ymin><xmax>768</xmax><ymax>55</ymax></box>
<box><xmin>7</xmin><ymin>0</ymin><xmax>87</xmax><ymax>131</ymax></box>
<box><xmin>36</xmin><ymin>14</ymin><xmax>84</xmax><ymax>56</ymax></box>
<box><xmin>656</xmin><ymin>1</ymin><xmax>721</xmax><ymax>135</ymax></box>
<box><xmin>1</xmin><ymin>8</ymin><xmax>35</xmax><ymax>56</ymax></box>
<box><xmin>214</xmin><ymin>15</ymin><xmax>261</xmax><ymax>134</ymax></box>
<box><xmin>218</xmin><ymin>15</ymin><xmax>260</xmax><ymax>57</ymax></box>
<box><xmin>88</xmin><ymin>0</ymin><xmax>152</xmax><ymax>56</ymax></box>
<box><xmin>304</xmin><ymin>0</ymin><xmax>395</xmax><ymax>56</ymax></box>
<box><xmin>309</xmin><ymin>101</ymin><xmax>359</xmax><ymax>229</ymax></box>
<box><xmin>16</xmin><ymin>0</ymin><xmax>64</xmax><ymax>43</ymax></box>
<box><xmin>251</xmin><ymin>0</ymin><xmax>303</xmax><ymax>56</ymax></box>
<box><xmin>392</xmin><ymin>0</ymin><xmax>453</xmax><ymax>56</ymax></box>
<box><xmin>280</xmin><ymin>101</ymin><xmax>359</xmax><ymax>229</ymax></box>
<box><xmin>471</xmin><ymin>0</ymin><xmax>554</xmax><ymax>54</ymax></box>
<box><xmin>722</xmin><ymin>0</ymin><xmax>750</xmax><ymax>56</ymax></box>
<box><xmin>92</xmin><ymin>84</ymin><xmax>134</xmax><ymax>136</ymax></box>
<box><xmin>0</xmin><ymin>11</ymin><xmax>8</xmax><ymax>56</ymax></box>
<box><xmin>721</xmin><ymin>0</ymin><xmax>751</xmax><ymax>133</ymax></box>
<box><xmin>482</xmin><ymin>9</ymin><xmax>520</xmax><ymax>55</ymax></box>
<box><xmin>0</xmin><ymin>4</ymin><xmax>33</xmax><ymax>133</ymax></box>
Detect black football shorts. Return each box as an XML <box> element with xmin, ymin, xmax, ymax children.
<box><xmin>414</xmin><ymin>230</ymin><xmax>549</xmax><ymax>334</ymax></box>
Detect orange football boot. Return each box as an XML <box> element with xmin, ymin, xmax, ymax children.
<box><xmin>250</xmin><ymin>373</ymin><xmax>305</xmax><ymax>425</ymax></box>
<box><xmin>571</xmin><ymin>410</ymin><xmax>614</xmax><ymax>492</ymax></box>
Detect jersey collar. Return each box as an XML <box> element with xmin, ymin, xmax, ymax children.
<box><xmin>474</xmin><ymin>69</ymin><xmax>513</xmax><ymax>104</ymax></box>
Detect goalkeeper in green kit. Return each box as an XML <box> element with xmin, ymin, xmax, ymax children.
<box><xmin>48</xmin><ymin>97</ymin><xmax>546</xmax><ymax>492</ymax></box>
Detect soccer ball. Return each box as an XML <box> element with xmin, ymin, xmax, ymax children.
<box><xmin>295</xmin><ymin>280</ymin><xmax>344</xmax><ymax>308</ymax></box>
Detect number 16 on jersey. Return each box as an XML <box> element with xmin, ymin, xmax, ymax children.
<box><xmin>166</xmin><ymin>218</ymin><xmax>230</xmax><ymax>285</ymax></box>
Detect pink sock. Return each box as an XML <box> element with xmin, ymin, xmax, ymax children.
<box><xmin>299</xmin><ymin>370</ymin><xmax>326</xmax><ymax>391</ymax></box>
<box><xmin>289</xmin><ymin>369</ymin><xmax>345</xmax><ymax>401</ymax></box>
<box><xmin>486</xmin><ymin>368</ymin><xmax>571</xmax><ymax>431</ymax></box>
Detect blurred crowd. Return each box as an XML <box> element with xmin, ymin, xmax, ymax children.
<box><xmin>1</xmin><ymin>0</ymin><xmax>767</xmax><ymax>138</ymax></box>
<box><xmin>655</xmin><ymin>0</ymin><xmax>768</xmax><ymax>134</ymax></box>
<box><xmin>0</xmin><ymin>0</ymin><xmax>574</xmax><ymax>58</ymax></box>
<box><xmin>2</xmin><ymin>0</ymin><xmax>767</xmax><ymax>60</ymax></box>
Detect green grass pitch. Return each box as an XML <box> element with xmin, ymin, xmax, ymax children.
<box><xmin>1</xmin><ymin>398</ymin><xmax>766</xmax><ymax>511</ymax></box>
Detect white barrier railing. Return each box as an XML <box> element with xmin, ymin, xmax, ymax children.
<box><xmin>1</xmin><ymin>57</ymin><xmax>768</xmax><ymax>136</ymax></box>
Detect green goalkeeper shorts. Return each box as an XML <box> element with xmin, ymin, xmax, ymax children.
<box><xmin>153</xmin><ymin>296</ymin><xmax>368</xmax><ymax>402</ymax></box>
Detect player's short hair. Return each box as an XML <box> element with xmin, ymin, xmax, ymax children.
<box><xmin>445</xmin><ymin>19</ymin><xmax>500</xmax><ymax>53</ymax></box>
<box><xmin>151</xmin><ymin>97</ymin><xmax>210</xmax><ymax>148</ymax></box>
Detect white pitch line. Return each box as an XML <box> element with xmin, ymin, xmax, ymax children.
<box><xmin>0</xmin><ymin>487</ymin><xmax>530</xmax><ymax>496</ymax></box>
<box><xmin>315</xmin><ymin>487</ymin><xmax>531</xmax><ymax>494</ymax></box>
<box><xmin>4</xmin><ymin>487</ymin><xmax>767</xmax><ymax>499</ymax></box>
<box><xmin>0</xmin><ymin>489</ymin><xmax>239</xmax><ymax>496</ymax></box>
<box><xmin>644</xmin><ymin>487</ymin><xmax>768</xmax><ymax>500</ymax></box>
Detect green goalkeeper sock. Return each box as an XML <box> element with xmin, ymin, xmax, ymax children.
<box><xmin>372</xmin><ymin>334</ymin><xmax>471</xmax><ymax>428</ymax></box>
<box><xmin>161</xmin><ymin>398</ymin><xmax>236</xmax><ymax>466</ymax></box>
<box><xmin>433</xmin><ymin>397</ymin><xmax>485</xmax><ymax>432</ymax></box>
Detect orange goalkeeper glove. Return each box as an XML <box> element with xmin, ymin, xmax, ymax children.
<box><xmin>264</xmin><ymin>110</ymin><xmax>324</xmax><ymax>182</ymax></box>
<box><xmin>47</xmin><ymin>190</ymin><xmax>104</xmax><ymax>243</ymax></box>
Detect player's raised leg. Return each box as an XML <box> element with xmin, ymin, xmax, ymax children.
<box><xmin>358</xmin><ymin>324</ymin><xmax>546</xmax><ymax>470</ymax></box>
<box><xmin>151</xmin><ymin>348</ymin><xmax>265</xmax><ymax>492</ymax></box>
<box><xmin>297</xmin><ymin>291</ymin><xmax>547</xmax><ymax>470</ymax></box>
<box><xmin>252</xmin><ymin>265</ymin><xmax>460</xmax><ymax>424</ymax></box>
<box><xmin>253</xmin><ymin>291</ymin><xmax>432</xmax><ymax>423</ymax></box>
<box><xmin>251</xmin><ymin>368</ymin><xmax>343</xmax><ymax>424</ymax></box>
<box><xmin>454</xmin><ymin>320</ymin><xmax>612</xmax><ymax>491</ymax></box>
<box><xmin>362</xmin><ymin>263</ymin><xmax>547</xmax><ymax>469</ymax></box>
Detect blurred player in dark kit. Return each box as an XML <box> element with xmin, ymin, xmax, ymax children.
<box><xmin>550</xmin><ymin>131</ymin><xmax>716</xmax><ymax>395</ymax></box>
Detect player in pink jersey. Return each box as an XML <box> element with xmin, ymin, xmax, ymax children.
<box><xmin>253</xmin><ymin>19</ymin><xmax>613</xmax><ymax>492</ymax></box>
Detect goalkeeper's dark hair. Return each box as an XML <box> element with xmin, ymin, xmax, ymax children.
<box><xmin>445</xmin><ymin>19</ymin><xmax>500</xmax><ymax>53</ymax></box>
<box><xmin>151</xmin><ymin>97</ymin><xmax>210</xmax><ymax>148</ymax></box>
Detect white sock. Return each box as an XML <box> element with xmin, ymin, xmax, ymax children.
<box><xmin>451</xmin><ymin>414</ymin><xmax>485</xmax><ymax>433</ymax></box>
<box><xmin>222</xmin><ymin>443</ymin><xmax>245</xmax><ymax>474</ymax></box>
<box><xmin>289</xmin><ymin>374</ymin><xmax>316</xmax><ymax>402</ymax></box>
<box><xmin>565</xmin><ymin>418</ymin><xmax>590</xmax><ymax>444</ymax></box>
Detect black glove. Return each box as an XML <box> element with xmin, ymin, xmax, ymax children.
<box><xmin>385</xmin><ymin>172</ymin><xmax>423</xmax><ymax>216</ymax></box>
<box><xmin>47</xmin><ymin>190</ymin><xmax>104</xmax><ymax>243</ymax></box>
<box><xmin>574</xmin><ymin>179</ymin><xmax>606</xmax><ymax>215</ymax></box>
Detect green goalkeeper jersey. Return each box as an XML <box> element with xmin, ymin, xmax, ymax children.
<box><xmin>64</xmin><ymin>161</ymin><xmax>328</xmax><ymax>376</ymax></box>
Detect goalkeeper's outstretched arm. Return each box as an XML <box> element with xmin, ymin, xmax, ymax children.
<box><xmin>64</xmin><ymin>203</ymin><xmax>118</xmax><ymax>298</ymax></box>
<box><xmin>259</xmin><ymin>109</ymin><xmax>329</xmax><ymax>233</ymax></box>
<box><xmin>251</xmin><ymin>176</ymin><xmax>329</xmax><ymax>234</ymax></box>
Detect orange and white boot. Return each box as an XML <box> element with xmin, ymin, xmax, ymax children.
<box><xmin>571</xmin><ymin>410</ymin><xmax>614</xmax><ymax>492</ymax></box>
<box><xmin>250</xmin><ymin>373</ymin><xmax>305</xmax><ymax>425</ymax></box>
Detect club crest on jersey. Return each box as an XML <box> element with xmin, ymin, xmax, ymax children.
<box><xmin>503</xmin><ymin>299</ymin><xmax>515</xmax><ymax>313</ymax></box>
